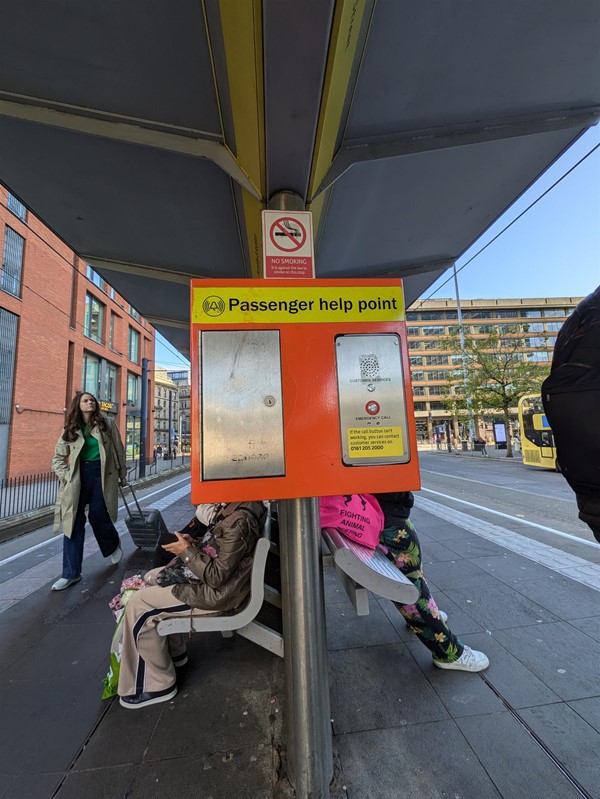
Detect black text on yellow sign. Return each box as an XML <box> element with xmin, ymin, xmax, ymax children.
<box><xmin>192</xmin><ymin>286</ymin><xmax>405</xmax><ymax>324</ymax></box>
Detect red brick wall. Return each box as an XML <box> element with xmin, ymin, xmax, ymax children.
<box><xmin>0</xmin><ymin>187</ymin><xmax>156</xmax><ymax>477</ymax></box>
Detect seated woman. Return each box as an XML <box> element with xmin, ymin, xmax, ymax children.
<box><xmin>118</xmin><ymin>500</ymin><xmax>266</xmax><ymax>709</ymax></box>
<box><xmin>374</xmin><ymin>492</ymin><xmax>489</xmax><ymax>672</ymax></box>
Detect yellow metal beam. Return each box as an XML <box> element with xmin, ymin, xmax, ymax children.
<box><xmin>215</xmin><ymin>0</ymin><xmax>266</xmax><ymax>278</ymax></box>
<box><xmin>307</xmin><ymin>0</ymin><xmax>374</xmax><ymax>241</ymax></box>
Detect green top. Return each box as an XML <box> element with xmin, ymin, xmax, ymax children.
<box><xmin>80</xmin><ymin>424</ymin><xmax>101</xmax><ymax>462</ymax></box>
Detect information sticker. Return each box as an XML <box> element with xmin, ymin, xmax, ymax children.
<box><xmin>348</xmin><ymin>427</ymin><xmax>404</xmax><ymax>459</ymax></box>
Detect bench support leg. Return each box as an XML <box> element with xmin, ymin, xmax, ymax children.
<box><xmin>279</xmin><ymin>497</ymin><xmax>333</xmax><ymax>797</ymax></box>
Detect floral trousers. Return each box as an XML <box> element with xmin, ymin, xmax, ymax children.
<box><xmin>378</xmin><ymin>519</ymin><xmax>464</xmax><ymax>663</ymax></box>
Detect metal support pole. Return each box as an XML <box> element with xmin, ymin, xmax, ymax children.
<box><xmin>268</xmin><ymin>189</ymin><xmax>332</xmax><ymax>796</ymax></box>
<box><xmin>139</xmin><ymin>358</ymin><xmax>148</xmax><ymax>477</ymax></box>
<box><xmin>453</xmin><ymin>265</ymin><xmax>475</xmax><ymax>440</ymax></box>
<box><xmin>279</xmin><ymin>497</ymin><xmax>333</xmax><ymax>797</ymax></box>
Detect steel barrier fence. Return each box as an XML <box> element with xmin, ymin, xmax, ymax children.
<box><xmin>0</xmin><ymin>472</ymin><xmax>59</xmax><ymax>519</ymax></box>
<box><xmin>0</xmin><ymin>456</ymin><xmax>191</xmax><ymax>520</ymax></box>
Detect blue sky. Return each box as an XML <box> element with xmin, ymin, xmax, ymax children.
<box><xmin>155</xmin><ymin>125</ymin><xmax>600</xmax><ymax>368</ymax></box>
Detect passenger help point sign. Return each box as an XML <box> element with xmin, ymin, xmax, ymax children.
<box><xmin>262</xmin><ymin>210</ymin><xmax>315</xmax><ymax>279</ymax></box>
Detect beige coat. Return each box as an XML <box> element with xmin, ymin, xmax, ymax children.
<box><xmin>51</xmin><ymin>417</ymin><xmax>127</xmax><ymax>538</ymax></box>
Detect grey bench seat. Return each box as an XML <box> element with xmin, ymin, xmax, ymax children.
<box><xmin>322</xmin><ymin>527</ymin><xmax>419</xmax><ymax>615</ymax></box>
<box><xmin>156</xmin><ymin>533</ymin><xmax>284</xmax><ymax>658</ymax></box>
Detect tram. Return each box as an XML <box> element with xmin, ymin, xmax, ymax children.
<box><xmin>517</xmin><ymin>394</ymin><xmax>557</xmax><ymax>470</ymax></box>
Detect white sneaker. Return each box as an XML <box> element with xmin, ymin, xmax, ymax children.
<box><xmin>51</xmin><ymin>576</ymin><xmax>82</xmax><ymax>591</ymax></box>
<box><xmin>439</xmin><ymin>610</ymin><xmax>448</xmax><ymax>624</ymax></box>
<box><xmin>110</xmin><ymin>545</ymin><xmax>122</xmax><ymax>565</ymax></box>
<box><xmin>433</xmin><ymin>645</ymin><xmax>489</xmax><ymax>672</ymax></box>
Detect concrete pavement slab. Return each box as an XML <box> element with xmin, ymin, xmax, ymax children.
<box><xmin>456</xmin><ymin>632</ymin><xmax>562</xmax><ymax>709</ymax></box>
<box><xmin>509</xmin><ymin>573</ymin><xmax>600</xmax><ymax>619</ymax></box>
<box><xmin>456</xmin><ymin>712</ymin><xmax>583</xmax><ymax>799</ymax></box>
<box><xmin>336</xmin><ymin>720</ymin><xmax>503</xmax><ymax>799</ymax></box>
<box><xmin>329</xmin><ymin>643</ymin><xmax>449</xmax><ymax>735</ymax></box>
<box><xmin>405</xmin><ymin>640</ymin><xmax>505</xmax><ymax>718</ymax></box>
<box><xmin>520</xmin><ymin>702</ymin><xmax>600</xmax><ymax>797</ymax></box>
<box><xmin>569</xmin><ymin>614</ymin><xmax>600</xmax><ymax>642</ymax></box>
<box><xmin>326</xmin><ymin>600</ymin><xmax>401</xmax><ymax>650</ymax></box>
<box><xmin>468</xmin><ymin>552</ymin><xmax>557</xmax><ymax>584</ymax></box>
<box><xmin>493</xmin><ymin>621</ymin><xmax>600</xmax><ymax>701</ymax></box>
<box><xmin>438</xmin><ymin>573</ymin><xmax>560</xmax><ymax>630</ymax></box>
<box><xmin>567</xmin><ymin>697</ymin><xmax>600</xmax><ymax>734</ymax></box>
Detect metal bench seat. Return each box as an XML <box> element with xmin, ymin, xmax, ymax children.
<box><xmin>157</xmin><ymin>532</ymin><xmax>284</xmax><ymax>658</ymax></box>
<box><xmin>322</xmin><ymin>527</ymin><xmax>419</xmax><ymax>616</ymax></box>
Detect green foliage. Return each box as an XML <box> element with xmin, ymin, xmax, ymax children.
<box><xmin>439</xmin><ymin>326</ymin><xmax>549</xmax><ymax>414</ymax></box>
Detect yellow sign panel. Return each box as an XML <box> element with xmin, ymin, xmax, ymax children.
<box><xmin>348</xmin><ymin>426</ymin><xmax>404</xmax><ymax>458</ymax></box>
<box><xmin>192</xmin><ymin>285</ymin><xmax>405</xmax><ymax>325</ymax></box>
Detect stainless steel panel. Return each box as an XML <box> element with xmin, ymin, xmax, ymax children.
<box><xmin>200</xmin><ymin>330</ymin><xmax>285</xmax><ymax>480</ymax></box>
<box><xmin>335</xmin><ymin>333</ymin><xmax>410</xmax><ymax>465</ymax></box>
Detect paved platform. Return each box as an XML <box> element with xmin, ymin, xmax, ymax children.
<box><xmin>0</xmin><ymin>485</ymin><xmax>599</xmax><ymax>798</ymax></box>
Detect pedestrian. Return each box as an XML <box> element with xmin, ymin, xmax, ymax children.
<box><xmin>51</xmin><ymin>391</ymin><xmax>127</xmax><ymax>591</ymax></box>
<box><xmin>373</xmin><ymin>492</ymin><xmax>489</xmax><ymax>671</ymax></box>
<box><xmin>542</xmin><ymin>284</ymin><xmax>600</xmax><ymax>541</ymax></box>
<box><xmin>475</xmin><ymin>436</ymin><xmax>488</xmax><ymax>456</ymax></box>
<box><xmin>117</xmin><ymin>501</ymin><xmax>266</xmax><ymax>709</ymax></box>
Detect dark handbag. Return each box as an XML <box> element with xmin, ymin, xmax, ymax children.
<box><xmin>154</xmin><ymin>558</ymin><xmax>203</xmax><ymax>587</ymax></box>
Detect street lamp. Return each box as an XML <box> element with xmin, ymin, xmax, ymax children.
<box><xmin>453</xmin><ymin>264</ymin><xmax>475</xmax><ymax>440</ymax></box>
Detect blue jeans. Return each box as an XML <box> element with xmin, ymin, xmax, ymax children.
<box><xmin>62</xmin><ymin>460</ymin><xmax>119</xmax><ymax>579</ymax></box>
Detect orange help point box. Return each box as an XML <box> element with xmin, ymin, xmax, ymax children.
<box><xmin>190</xmin><ymin>279</ymin><xmax>420</xmax><ymax>503</ymax></box>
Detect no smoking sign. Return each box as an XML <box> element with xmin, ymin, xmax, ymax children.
<box><xmin>262</xmin><ymin>210</ymin><xmax>314</xmax><ymax>279</ymax></box>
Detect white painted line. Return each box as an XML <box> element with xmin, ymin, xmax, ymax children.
<box><xmin>421</xmin><ymin>468</ymin><xmax>567</xmax><ymax>500</ymax></box>
<box><xmin>414</xmin><ymin>496</ymin><xmax>600</xmax><ymax>592</ymax></box>
<box><xmin>0</xmin><ymin>476</ymin><xmax>191</xmax><ymax>567</ymax></box>
<box><xmin>421</xmin><ymin>487</ymin><xmax>600</xmax><ymax>550</ymax></box>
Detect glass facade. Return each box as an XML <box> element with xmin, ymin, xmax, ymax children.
<box><xmin>128</xmin><ymin>327</ymin><xmax>140</xmax><ymax>363</ymax></box>
<box><xmin>84</xmin><ymin>294</ymin><xmax>104</xmax><ymax>343</ymax></box>
<box><xmin>1</xmin><ymin>227</ymin><xmax>25</xmax><ymax>297</ymax></box>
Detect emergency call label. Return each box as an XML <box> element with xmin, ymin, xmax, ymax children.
<box><xmin>192</xmin><ymin>285</ymin><xmax>405</xmax><ymax>324</ymax></box>
<box><xmin>347</xmin><ymin>426</ymin><xmax>404</xmax><ymax>458</ymax></box>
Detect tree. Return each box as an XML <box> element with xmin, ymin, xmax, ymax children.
<box><xmin>441</xmin><ymin>327</ymin><xmax>549</xmax><ymax>458</ymax></box>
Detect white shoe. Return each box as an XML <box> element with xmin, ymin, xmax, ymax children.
<box><xmin>439</xmin><ymin>610</ymin><xmax>448</xmax><ymax>624</ymax></box>
<box><xmin>110</xmin><ymin>545</ymin><xmax>122</xmax><ymax>565</ymax></box>
<box><xmin>51</xmin><ymin>576</ymin><xmax>82</xmax><ymax>591</ymax></box>
<box><xmin>433</xmin><ymin>645</ymin><xmax>489</xmax><ymax>672</ymax></box>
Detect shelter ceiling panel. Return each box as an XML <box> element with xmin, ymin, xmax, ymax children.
<box><xmin>316</xmin><ymin>127</ymin><xmax>580</xmax><ymax>280</ymax></box>
<box><xmin>263</xmin><ymin>0</ymin><xmax>335</xmax><ymax>200</ymax></box>
<box><xmin>347</xmin><ymin>1</ymin><xmax>600</xmax><ymax>139</ymax></box>
<box><xmin>0</xmin><ymin>0</ymin><xmax>220</xmax><ymax>132</ymax></box>
<box><xmin>0</xmin><ymin>119</ymin><xmax>245</xmax><ymax>276</ymax></box>
<box><xmin>93</xmin><ymin>268</ymin><xmax>191</xmax><ymax>328</ymax></box>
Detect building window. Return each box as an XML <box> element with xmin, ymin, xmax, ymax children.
<box><xmin>544</xmin><ymin>322</ymin><xmax>563</xmax><ymax>332</ymax></box>
<box><xmin>410</xmin><ymin>356</ymin><xmax>423</xmax><ymax>366</ymax></box>
<box><xmin>82</xmin><ymin>352</ymin><xmax>101</xmax><ymax>396</ymax></box>
<box><xmin>1</xmin><ymin>227</ymin><xmax>25</xmax><ymax>297</ymax></box>
<box><xmin>7</xmin><ymin>193</ymin><xmax>27</xmax><ymax>221</ymax></box>
<box><xmin>413</xmin><ymin>402</ymin><xmax>426</xmax><ymax>412</ymax></box>
<box><xmin>127</xmin><ymin>372</ymin><xmax>141</xmax><ymax>406</ymax></box>
<box><xmin>0</xmin><ymin>308</ymin><xmax>18</xmax><ymax>426</ymax></box>
<box><xmin>411</xmin><ymin>370</ymin><xmax>425</xmax><ymax>381</ymax></box>
<box><xmin>424</xmin><ymin>355</ymin><xmax>449</xmax><ymax>366</ymax></box>
<box><xmin>109</xmin><ymin>313</ymin><xmax>116</xmax><ymax>350</ymax></box>
<box><xmin>422</xmin><ymin>326</ymin><xmax>445</xmax><ymax>336</ymax></box>
<box><xmin>128</xmin><ymin>304</ymin><xmax>140</xmax><ymax>321</ymax></box>
<box><xmin>543</xmin><ymin>308</ymin><xmax>565</xmax><ymax>317</ymax></box>
<box><xmin>408</xmin><ymin>340</ymin><xmax>422</xmax><ymax>350</ymax></box>
<box><xmin>426</xmin><ymin>370</ymin><xmax>450</xmax><ymax>381</ymax></box>
<box><xmin>407</xmin><ymin>326</ymin><xmax>420</xmax><ymax>336</ymax></box>
<box><xmin>84</xmin><ymin>293</ymin><xmax>105</xmax><ymax>343</ymax></box>
<box><xmin>413</xmin><ymin>386</ymin><xmax>426</xmax><ymax>396</ymax></box>
<box><xmin>128</xmin><ymin>327</ymin><xmax>140</xmax><ymax>363</ymax></box>
<box><xmin>104</xmin><ymin>363</ymin><xmax>118</xmax><ymax>402</ymax></box>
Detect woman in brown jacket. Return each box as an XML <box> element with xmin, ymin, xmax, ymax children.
<box><xmin>51</xmin><ymin>391</ymin><xmax>127</xmax><ymax>591</ymax></box>
<box><xmin>118</xmin><ymin>501</ymin><xmax>266</xmax><ymax>709</ymax></box>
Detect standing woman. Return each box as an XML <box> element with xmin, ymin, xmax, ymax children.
<box><xmin>51</xmin><ymin>391</ymin><xmax>127</xmax><ymax>591</ymax></box>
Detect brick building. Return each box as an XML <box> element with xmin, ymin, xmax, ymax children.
<box><xmin>0</xmin><ymin>187</ymin><xmax>155</xmax><ymax>479</ymax></box>
<box><xmin>153</xmin><ymin>369</ymin><xmax>179</xmax><ymax>454</ymax></box>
